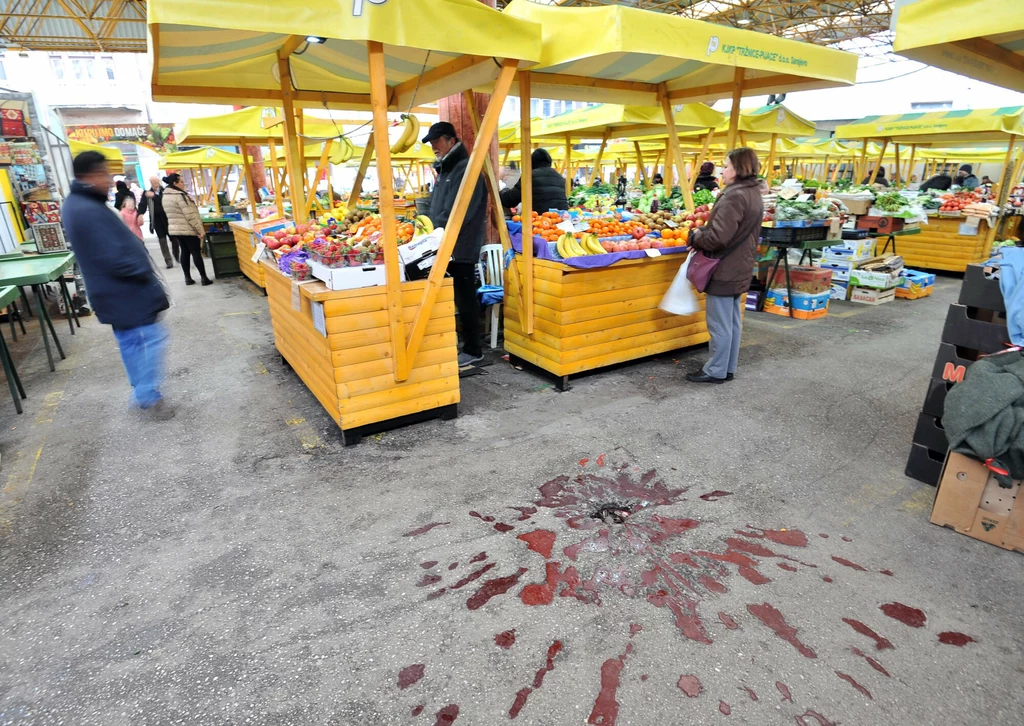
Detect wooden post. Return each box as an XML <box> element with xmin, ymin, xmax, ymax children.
<box><xmin>831</xmin><ymin>157</ymin><xmax>842</xmax><ymax>184</ymax></box>
<box><xmin>633</xmin><ymin>141</ymin><xmax>649</xmax><ymax>186</ymax></box>
<box><xmin>267</xmin><ymin>138</ymin><xmax>284</xmax><ymax>218</ymax></box>
<box><xmin>871</xmin><ymin>139</ymin><xmax>888</xmax><ymax>185</ymax></box>
<box><xmin>241</xmin><ymin>145</ymin><xmax>259</xmax><ymax>220</ymax></box>
<box><xmin>986</xmin><ymin>134</ymin><xmax>1017</xmax><ymax>251</ymax></box>
<box><xmin>765</xmin><ymin>133</ymin><xmax>778</xmax><ymax>185</ymax></box>
<box><xmin>821</xmin><ymin>155</ymin><xmax>830</xmax><ymax>183</ymax></box>
<box><xmin>907</xmin><ymin>144</ymin><xmax>917</xmax><ymax>187</ymax></box>
<box><xmin>403</xmin><ymin>59</ymin><xmax>518</xmax><ymax>377</ymax></box>
<box><xmin>305</xmin><ymin>140</ymin><xmax>333</xmax><ymax>219</ymax></box>
<box><xmin>660</xmin><ymin>87</ymin><xmax>695</xmax><ymax>212</ymax></box>
<box><xmin>857</xmin><ymin>141</ymin><xmax>868</xmax><ymax>183</ymax></box>
<box><xmin>726</xmin><ymin>68</ymin><xmax>744</xmax><ymax>149</ymax></box>
<box><xmin>689</xmin><ymin>128</ymin><xmax>715</xmax><ymax>187</ymax></box>
<box><xmin>519</xmin><ymin>70</ymin><xmax>534</xmax><ymax>335</ymax></box>
<box><xmin>367</xmin><ymin>41</ymin><xmax>408</xmax><ymax>381</ymax></box>
<box><xmin>564</xmin><ymin>133</ymin><xmax>573</xmax><ymax>195</ymax></box>
<box><xmin>893</xmin><ymin>143</ymin><xmax>901</xmax><ymax>186</ymax></box>
<box><xmin>590</xmin><ymin>128</ymin><xmax>612</xmax><ymax>186</ymax></box>
<box><xmin>277</xmin><ymin>56</ymin><xmax>307</xmax><ymax>220</ymax></box>
<box><xmin>347</xmin><ymin>133</ymin><xmax>374</xmax><ymax>210</ymax></box>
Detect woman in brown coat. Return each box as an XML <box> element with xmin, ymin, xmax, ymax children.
<box><xmin>161</xmin><ymin>173</ymin><xmax>212</xmax><ymax>286</ymax></box>
<box><xmin>685</xmin><ymin>147</ymin><xmax>764</xmax><ymax>384</ymax></box>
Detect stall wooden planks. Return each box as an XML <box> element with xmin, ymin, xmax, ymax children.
<box><xmin>895</xmin><ymin>217</ymin><xmax>994</xmax><ymax>272</ymax></box>
<box><xmin>503</xmin><ymin>254</ymin><xmax>708</xmax><ymax>387</ymax></box>
<box><xmin>261</xmin><ymin>261</ymin><xmax>459</xmax><ymax>441</ymax></box>
<box><xmin>230</xmin><ymin>220</ymin><xmax>266</xmax><ymax>290</ymax></box>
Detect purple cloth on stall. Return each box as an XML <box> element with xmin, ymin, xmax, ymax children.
<box><xmin>509</xmin><ymin>231</ymin><xmax>689</xmax><ymax>269</ymax></box>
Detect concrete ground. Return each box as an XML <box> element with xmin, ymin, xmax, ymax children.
<box><xmin>0</xmin><ymin>235</ymin><xmax>1021</xmax><ymax>726</ymax></box>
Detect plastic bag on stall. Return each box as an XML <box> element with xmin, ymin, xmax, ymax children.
<box><xmin>659</xmin><ymin>251</ymin><xmax>699</xmax><ymax>316</ymax></box>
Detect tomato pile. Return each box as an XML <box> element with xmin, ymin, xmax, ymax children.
<box><xmin>938</xmin><ymin>191</ymin><xmax>982</xmax><ymax>213</ymax></box>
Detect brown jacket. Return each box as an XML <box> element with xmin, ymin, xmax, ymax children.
<box><xmin>688</xmin><ymin>177</ymin><xmax>764</xmax><ymax>296</ymax></box>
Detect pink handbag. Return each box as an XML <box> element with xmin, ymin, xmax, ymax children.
<box><xmin>685</xmin><ymin>236</ymin><xmax>747</xmax><ymax>293</ymax></box>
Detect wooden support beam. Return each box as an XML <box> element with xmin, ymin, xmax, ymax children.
<box><xmin>893</xmin><ymin>143</ymin><xmax>901</xmax><ymax>186</ymax></box>
<box><xmin>589</xmin><ymin>129</ymin><xmax>612</xmax><ymax>186</ymax></box>
<box><xmin>241</xmin><ymin>147</ymin><xmax>259</xmax><ymax>220</ymax></box>
<box><xmin>565</xmin><ymin>133</ymin><xmax>573</xmax><ymax>196</ymax></box>
<box><xmin>986</xmin><ymin>134</ymin><xmax>1017</xmax><ymax>251</ymax></box>
<box><xmin>660</xmin><ymin>86</ymin><xmax>695</xmax><ymax>213</ymax></box>
<box><xmin>689</xmin><ymin>128</ymin><xmax>715</xmax><ymax>188</ymax></box>
<box><xmin>276</xmin><ymin>55</ymin><xmax>306</xmax><ymax>220</ymax></box>
<box><xmin>726</xmin><ymin>68</ymin><xmax>744</xmax><ymax>150</ymax></box>
<box><xmin>278</xmin><ymin>35</ymin><xmax>306</xmax><ymax>59</ymax></box>
<box><xmin>347</xmin><ymin>133</ymin><xmax>374</xmax><ymax>210</ymax></box>
<box><xmin>953</xmin><ymin>37</ymin><xmax>1024</xmax><ymax>76</ymax></box>
<box><xmin>267</xmin><ymin>139</ymin><xmax>284</xmax><ymax>218</ymax></box>
<box><xmin>872</xmin><ymin>139</ymin><xmax>888</xmax><ymax>186</ymax></box>
<box><xmin>765</xmin><ymin>133</ymin><xmax>778</xmax><ymax>185</ymax></box>
<box><xmin>907</xmin><ymin>144</ymin><xmax>917</xmax><ymax>188</ymax></box>
<box><xmin>519</xmin><ymin>71</ymin><xmax>534</xmax><ymax>335</ymax></box>
<box><xmin>305</xmin><ymin>139</ymin><xmax>333</xmax><ymax>219</ymax></box>
<box><xmin>633</xmin><ymin>141</ymin><xmax>649</xmax><ymax>186</ymax></box>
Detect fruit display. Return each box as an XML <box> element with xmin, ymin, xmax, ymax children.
<box><xmin>937</xmin><ymin>191</ymin><xmax>983</xmax><ymax>214</ymax></box>
<box><xmin>390</xmin><ymin>115</ymin><xmax>421</xmax><ymax>155</ymax></box>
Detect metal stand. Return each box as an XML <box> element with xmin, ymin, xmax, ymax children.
<box><xmin>759</xmin><ymin>246</ymin><xmax>796</xmax><ymax>318</ymax></box>
<box><xmin>57</xmin><ymin>277</ymin><xmax>80</xmax><ymax>334</ymax></box>
<box><xmin>32</xmin><ymin>284</ymin><xmax>65</xmax><ymax>372</ymax></box>
<box><xmin>0</xmin><ymin>328</ymin><xmax>26</xmax><ymax>414</ymax></box>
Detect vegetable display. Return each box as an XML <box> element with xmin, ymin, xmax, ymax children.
<box><xmin>874</xmin><ymin>191</ymin><xmax>908</xmax><ymax>213</ymax></box>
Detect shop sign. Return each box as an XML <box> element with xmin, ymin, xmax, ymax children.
<box><xmin>65</xmin><ymin>124</ymin><xmax>177</xmax><ymax>152</ymax></box>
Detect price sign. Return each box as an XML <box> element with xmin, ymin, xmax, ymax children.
<box><xmin>643</xmin><ymin>248</ymin><xmax>662</xmax><ymax>258</ymax></box>
<box><xmin>665</xmin><ymin>220</ymin><xmax>678</xmax><ymax>228</ymax></box>
<box><xmin>251</xmin><ymin>241</ymin><xmax>267</xmax><ymax>263</ymax></box>
<box><xmin>556</xmin><ymin>220</ymin><xmax>591</xmax><ymax>234</ymax></box>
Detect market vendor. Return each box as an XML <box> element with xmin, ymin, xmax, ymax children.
<box><xmin>651</xmin><ymin>172</ymin><xmax>664</xmax><ymax>186</ymax></box>
<box><xmin>861</xmin><ymin>167</ymin><xmax>890</xmax><ymax>187</ymax></box>
<box><xmin>422</xmin><ymin>121</ymin><xmax>487</xmax><ymax>367</ymax></box>
<box><xmin>499</xmin><ymin>148</ymin><xmax>568</xmax><ymax>214</ymax></box>
<box><xmin>919</xmin><ymin>173</ymin><xmax>952</xmax><ymax>192</ymax></box>
<box><xmin>955</xmin><ymin>165</ymin><xmax>980</xmax><ymax>190</ymax></box>
<box><xmin>693</xmin><ymin>162</ymin><xmax>719</xmax><ymax>192</ymax></box>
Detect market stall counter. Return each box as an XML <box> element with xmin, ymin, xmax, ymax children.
<box><xmin>259</xmin><ymin>260</ymin><xmax>458</xmax><ymax>445</ymax></box>
<box><xmin>230</xmin><ymin>220</ymin><xmax>265</xmax><ymax>291</ymax></box>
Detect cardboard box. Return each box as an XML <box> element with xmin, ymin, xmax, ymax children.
<box><xmin>849</xmin><ymin>267</ymin><xmax>903</xmax><ymax>289</ymax></box>
<box><xmin>899</xmin><ymin>269</ymin><xmax>937</xmax><ymax>292</ymax></box>
<box><xmin>828</xmin><ymin>240</ymin><xmax>875</xmax><ymax>259</ymax></box>
<box><xmin>829</xmin><ymin>280</ymin><xmax>849</xmax><ymax>301</ymax></box>
<box><xmin>776</xmin><ymin>266</ymin><xmax>833</xmax><ymax>294</ymax></box>
<box><xmin>921</xmin><ymin>378</ymin><xmax>953</xmax><ymax>419</ymax></box>
<box><xmin>310</xmin><ymin>260</ymin><xmax>387</xmax><ymax>291</ymax></box>
<box><xmin>818</xmin><ymin>259</ymin><xmax>853</xmax><ymax>281</ymax></box>
<box><xmin>764</xmin><ymin>289</ymin><xmax>829</xmax><ymax>319</ymax></box>
<box><xmin>895</xmin><ymin>285</ymin><xmax>933</xmax><ymax>300</ymax></box>
<box><xmin>829</xmin><ymin>194</ymin><xmax>872</xmax><ymax>216</ymax></box>
<box><xmin>930</xmin><ymin>452</ymin><xmax>1024</xmax><ymax>552</ymax></box>
<box><xmin>850</xmin><ymin>286</ymin><xmax>896</xmax><ymax>305</ymax></box>
<box><xmin>856</xmin><ymin>215</ymin><xmax>905</xmax><ymax>232</ymax></box>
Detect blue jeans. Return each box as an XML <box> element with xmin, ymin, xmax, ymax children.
<box><xmin>703</xmin><ymin>293</ymin><xmax>743</xmax><ymax>379</ymax></box>
<box><xmin>112</xmin><ymin>322</ymin><xmax>169</xmax><ymax>408</ymax></box>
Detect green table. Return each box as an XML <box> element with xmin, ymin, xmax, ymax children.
<box><xmin>0</xmin><ymin>286</ymin><xmax>26</xmax><ymax>413</ymax></box>
<box><xmin>0</xmin><ymin>252</ymin><xmax>78</xmax><ymax>371</ymax></box>
<box><xmin>868</xmin><ymin>226</ymin><xmax>921</xmax><ymax>256</ymax></box>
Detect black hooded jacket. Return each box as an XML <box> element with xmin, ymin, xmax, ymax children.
<box><xmin>426</xmin><ymin>143</ymin><xmax>487</xmax><ymax>264</ymax></box>
<box><xmin>499</xmin><ymin>166</ymin><xmax>568</xmax><ymax>214</ymax></box>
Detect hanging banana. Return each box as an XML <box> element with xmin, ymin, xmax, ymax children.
<box><xmin>335</xmin><ymin>136</ymin><xmax>354</xmax><ymax>164</ymax></box>
<box><xmin>390</xmin><ymin>114</ymin><xmax>420</xmax><ymax>155</ymax></box>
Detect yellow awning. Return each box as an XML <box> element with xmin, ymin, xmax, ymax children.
<box><xmin>502</xmin><ymin>0</ymin><xmax>858</xmax><ymax>105</ymax></box>
<box><xmin>532</xmin><ymin>103</ymin><xmax>725</xmax><ymax>142</ymax></box>
<box><xmin>68</xmin><ymin>140</ymin><xmax>124</xmax><ymax>174</ymax></box>
<box><xmin>892</xmin><ymin>0</ymin><xmax>1024</xmax><ymax>93</ymax></box>
<box><xmin>159</xmin><ymin>146</ymin><xmax>243</xmax><ymax>168</ymax></box>
<box><xmin>835</xmin><ymin>106</ymin><xmax>1024</xmax><ymax>145</ymax></box>
<box><xmin>176</xmin><ymin>107</ymin><xmax>346</xmax><ymax>145</ymax></box>
<box><xmin>628</xmin><ymin>104</ymin><xmax>816</xmax><ymax>143</ymax></box>
<box><xmin>149</xmin><ymin>0</ymin><xmax>542</xmax><ymax>110</ymax></box>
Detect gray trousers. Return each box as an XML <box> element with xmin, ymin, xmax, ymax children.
<box><xmin>703</xmin><ymin>293</ymin><xmax>743</xmax><ymax>379</ymax></box>
<box><xmin>156</xmin><ymin>235</ymin><xmax>179</xmax><ymax>267</ymax></box>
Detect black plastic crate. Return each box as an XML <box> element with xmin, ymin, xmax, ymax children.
<box><xmin>905</xmin><ymin>443</ymin><xmax>945</xmax><ymax>486</ymax></box>
<box><xmin>958</xmin><ymin>264</ymin><xmax>1005</xmax><ymax>313</ymax></box>
<box><xmin>941</xmin><ymin>304</ymin><xmax>1010</xmax><ymax>354</ymax></box>
<box><xmin>931</xmin><ymin>342</ymin><xmax>981</xmax><ymax>382</ymax></box>
<box><xmin>913</xmin><ymin>412</ymin><xmax>949</xmax><ymax>455</ymax></box>
<box><xmin>921</xmin><ymin>378</ymin><xmax>954</xmax><ymax>419</ymax></box>
<box><xmin>841</xmin><ymin>228</ymin><xmax>870</xmax><ymax>240</ymax></box>
<box><xmin>761</xmin><ymin>225</ymin><xmax>830</xmax><ymax>244</ymax></box>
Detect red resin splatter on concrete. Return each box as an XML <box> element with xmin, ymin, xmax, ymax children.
<box><xmin>630</xmin><ymin>623</ymin><xmax>643</xmax><ymax>636</ymax></box>
<box><xmin>747</xmin><ymin>603</ymin><xmax>816</xmax><ymax>658</ymax></box>
<box><xmin>517</xmin><ymin>529</ymin><xmax>557</xmax><ymax>559</ymax></box>
<box><xmin>449</xmin><ymin>563</ymin><xmax>496</xmax><ymax>590</ymax></box>
<box><xmin>818</xmin><ymin>533</ymin><xmax>829</xmax><ymax>539</ymax></box>
<box><xmin>579</xmin><ymin>458</ymin><xmax>590</xmax><ymax>466</ymax></box>
<box><xmin>776</xmin><ymin>682</ymin><xmax>793</xmax><ymax>702</ymax></box>
<box><xmin>938</xmin><ymin>631</ymin><xmax>975</xmax><ymax>646</ymax></box>
<box><xmin>881</xmin><ymin>602</ymin><xmax>927</xmax><ymax>628</ymax></box>
<box><xmin>495</xmin><ymin>630</ymin><xmax>516</xmax><ymax>649</ymax></box>
<box><xmin>743</xmin><ymin>687</ymin><xmax>759</xmax><ymax>701</ymax></box>
<box><xmin>700</xmin><ymin>490</ymin><xmax>733</xmax><ymax>501</ymax></box>
<box><xmin>736</xmin><ymin>527</ymin><xmax>809</xmax><ymax>548</ymax></box>
<box><xmin>835</xmin><ymin>671</ymin><xmax>872</xmax><ymax>699</ymax></box>
<box><xmin>778</xmin><ymin>562</ymin><xmax>798</xmax><ymax>572</ymax></box>
<box><xmin>719</xmin><ymin>701</ymin><xmax>731</xmax><ymax>715</ymax></box>
<box><xmin>469</xmin><ymin>551</ymin><xmax>487</xmax><ymax>563</ymax></box>
<box><xmin>831</xmin><ymin>556</ymin><xmax>867</xmax><ymax>571</ymax></box>
<box><xmin>426</xmin><ymin>588</ymin><xmax>446</xmax><ymax>600</ymax></box>
<box><xmin>842</xmin><ymin>618</ymin><xmax>894</xmax><ymax>650</ymax></box>
<box><xmin>795</xmin><ymin>711</ymin><xmax>836</xmax><ymax>726</ymax></box>
<box><xmin>508</xmin><ymin>506</ymin><xmax>537</xmax><ymax>521</ymax></box>
<box><xmin>404</xmin><ymin>522</ymin><xmax>450</xmax><ymax>537</ymax></box>
<box><xmin>677</xmin><ymin>675</ymin><xmax>702</xmax><ymax>698</ymax></box>
<box><xmin>469</xmin><ymin>511</ymin><xmax>495</xmax><ymax>523</ymax></box>
<box><xmin>587</xmin><ymin>643</ymin><xmax>633</xmax><ymax>725</ymax></box>
<box><xmin>508</xmin><ymin>640</ymin><xmax>563</xmax><ymax>719</ymax></box>
<box><xmin>412</xmin><ymin>705</ymin><xmax>424</xmax><ymax>716</ymax></box>
<box><xmin>494</xmin><ymin>523</ymin><xmax>515</xmax><ymax>533</ymax></box>
<box><xmin>640</xmin><ymin>675</ymin><xmax>648</xmax><ymax>681</ymax></box>
<box><xmin>417</xmin><ymin>574</ymin><xmax>442</xmax><ymax>587</ymax></box>
<box><xmin>718</xmin><ymin>612</ymin><xmax>740</xmax><ymax>630</ymax></box>
<box><xmin>448</xmin><ymin>562</ymin><xmax>458</xmax><ymax>571</ymax></box>
<box><xmin>700</xmin><ymin>576</ymin><xmax>728</xmax><ymax>594</ymax></box>
<box><xmin>841</xmin><ymin>536</ymin><xmax>853</xmax><ymax>542</ymax></box>
<box><xmin>433</xmin><ymin>704</ymin><xmax>459</xmax><ymax>725</ymax></box>
<box><xmin>420</xmin><ymin>561</ymin><xmax>438</xmax><ymax>569</ymax></box>
<box><xmin>596</xmin><ymin>453</ymin><xmax>607</xmax><ymax>466</ymax></box>
<box><xmin>880</xmin><ymin>569</ymin><xmax>894</xmax><ymax>576</ymax></box>
<box><xmin>466</xmin><ymin>568</ymin><xmax>529</xmax><ymax>610</ymax></box>
<box><xmin>822</xmin><ymin>576</ymin><xmax>833</xmax><ymax>583</ymax></box>
<box><xmin>851</xmin><ymin>647</ymin><xmax>891</xmax><ymax>676</ymax></box>
<box><xmin>398</xmin><ymin>664</ymin><xmax>424</xmax><ymax>689</ymax></box>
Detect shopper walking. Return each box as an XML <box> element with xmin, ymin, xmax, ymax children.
<box><xmin>422</xmin><ymin>121</ymin><xmax>486</xmax><ymax>366</ymax></box>
<box><xmin>500</xmin><ymin>148</ymin><xmax>568</xmax><ymax>214</ymax></box>
<box><xmin>693</xmin><ymin>161</ymin><xmax>719</xmax><ymax>192</ymax></box>
<box><xmin>62</xmin><ymin>151</ymin><xmax>172</xmax><ymax>418</ymax></box>
<box><xmin>119</xmin><ymin>195</ymin><xmax>145</xmax><ymax>241</ymax></box>
<box><xmin>113</xmin><ymin>179</ymin><xmax>133</xmax><ymax>210</ymax></box>
<box><xmin>162</xmin><ymin>173</ymin><xmax>212</xmax><ymax>286</ymax></box>
<box><xmin>685</xmin><ymin>147</ymin><xmax>764</xmax><ymax>384</ymax></box>
<box><xmin>139</xmin><ymin>175</ymin><xmax>176</xmax><ymax>268</ymax></box>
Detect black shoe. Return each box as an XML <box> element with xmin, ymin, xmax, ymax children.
<box><xmin>166</xmin><ymin>262</ymin><xmax>174</xmax><ymax>269</ymax></box>
<box><xmin>185</xmin><ymin>279</ymin><xmax>196</xmax><ymax>286</ymax></box>
<box><xmin>686</xmin><ymin>371</ymin><xmax>726</xmax><ymax>384</ymax></box>
<box><xmin>201</xmin><ymin>279</ymin><xmax>214</xmax><ymax>286</ymax></box>
<box><xmin>726</xmin><ymin>373</ymin><xmax>735</xmax><ymax>381</ymax></box>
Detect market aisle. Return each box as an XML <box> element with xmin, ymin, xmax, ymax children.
<box><xmin>0</xmin><ymin>249</ymin><xmax>1020</xmax><ymax>726</ymax></box>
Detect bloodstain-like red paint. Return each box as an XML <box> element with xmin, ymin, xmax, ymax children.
<box><xmin>494</xmin><ymin>523</ymin><xmax>515</xmax><ymax>533</ymax></box>
<box><xmin>404</xmin><ymin>522</ymin><xmax>450</xmax><ymax>537</ymax></box>
<box><xmin>835</xmin><ymin>671</ymin><xmax>872</xmax><ymax>699</ymax></box>
<box><xmin>851</xmin><ymin>647</ymin><xmax>891</xmax><ymax>676</ymax></box>
<box><xmin>938</xmin><ymin>631</ymin><xmax>975</xmax><ymax>646</ymax></box>
<box><xmin>417</xmin><ymin>574</ymin><xmax>442</xmax><ymax>587</ymax></box>
<box><xmin>640</xmin><ymin>675</ymin><xmax>648</xmax><ymax>681</ymax></box>
<box><xmin>718</xmin><ymin>612</ymin><xmax>739</xmax><ymax>630</ymax></box>
<box><xmin>518</xmin><ymin>529</ymin><xmax>557</xmax><ymax>559</ymax></box>
<box><xmin>579</xmin><ymin>458</ymin><xmax>590</xmax><ymax>466</ymax></box>
<box><xmin>433</xmin><ymin>704</ymin><xmax>459</xmax><ymax>725</ymax></box>
<box><xmin>509</xmin><ymin>640</ymin><xmax>563</xmax><ymax>719</ymax></box>
<box><xmin>563</xmin><ymin>529</ymin><xmax>611</xmax><ymax>562</ymax></box>
<box><xmin>719</xmin><ymin>701</ymin><xmax>731</xmax><ymax>715</ymax></box>
<box><xmin>449</xmin><ymin>563</ymin><xmax>496</xmax><ymax>590</ymax></box>
<box><xmin>699</xmin><ymin>490</ymin><xmax>733</xmax><ymax>501</ymax></box>
<box><xmin>448</xmin><ymin>562</ymin><xmax>458</xmax><ymax>571</ymax></box>
<box><xmin>822</xmin><ymin>576</ymin><xmax>833</xmax><ymax>583</ymax></box>
<box><xmin>648</xmin><ymin>588</ymin><xmax>712</xmax><ymax>644</ymax></box>
<box><xmin>426</xmin><ymin>588</ymin><xmax>446</xmax><ymax>600</ymax></box>
<box><xmin>880</xmin><ymin>569</ymin><xmax>894</xmax><ymax>576</ymax></box>
<box><xmin>842</xmin><ymin>618</ymin><xmax>893</xmax><ymax>650</ymax></box>
<box><xmin>776</xmin><ymin>682</ymin><xmax>793</xmax><ymax>702</ymax></box>
<box><xmin>412</xmin><ymin>705</ymin><xmax>424</xmax><ymax>716</ymax></box>
<box><xmin>420</xmin><ymin>561</ymin><xmax>438</xmax><ymax>569</ymax></box>
<box><xmin>795</xmin><ymin>711</ymin><xmax>836</xmax><ymax>726</ymax></box>
<box><xmin>508</xmin><ymin>506</ymin><xmax>537</xmax><ymax>521</ymax></box>
<box><xmin>398</xmin><ymin>664</ymin><xmax>425</xmax><ymax>689</ymax></box>
<box><xmin>520</xmin><ymin>561</ymin><xmax>593</xmax><ymax>606</ymax></box>
<box><xmin>630</xmin><ymin>623</ymin><xmax>643</xmax><ymax>636</ymax></box>
<box><xmin>881</xmin><ymin>602</ymin><xmax>927</xmax><ymax>628</ymax></box>
<box><xmin>778</xmin><ymin>562</ymin><xmax>797</xmax><ymax>572</ymax></box>
<box><xmin>747</xmin><ymin>603</ymin><xmax>816</xmax><ymax>658</ymax></box>
<box><xmin>677</xmin><ymin>675</ymin><xmax>702</xmax><ymax>698</ymax></box>
<box><xmin>646</xmin><ymin>514</ymin><xmax>699</xmax><ymax>543</ymax></box>
<box><xmin>841</xmin><ymin>536</ymin><xmax>853</xmax><ymax>542</ymax></box>
<box><xmin>700</xmin><ymin>576</ymin><xmax>728</xmax><ymax>594</ymax></box>
<box><xmin>495</xmin><ymin>630</ymin><xmax>516</xmax><ymax>649</ymax></box>
<box><xmin>588</xmin><ymin>643</ymin><xmax>632</xmax><ymax>725</ymax></box>
<box><xmin>818</xmin><ymin>533</ymin><xmax>829</xmax><ymax>539</ymax></box>
<box><xmin>695</xmin><ymin>548</ymin><xmax>771</xmax><ymax>586</ymax></box>
<box><xmin>596</xmin><ymin>453</ymin><xmax>607</xmax><ymax>466</ymax></box>
<box><xmin>831</xmin><ymin>556</ymin><xmax>867</xmax><ymax>571</ymax></box>
<box><xmin>469</xmin><ymin>551</ymin><xmax>487</xmax><ymax>563</ymax></box>
<box><xmin>743</xmin><ymin>687</ymin><xmax>758</xmax><ymax>701</ymax></box>
<box><xmin>466</xmin><ymin>568</ymin><xmax>528</xmax><ymax>610</ymax></box>
<box><xmin>469</xmin><ymin>511</ymin><xmax>495</xmax><ymax>523</ymax></box>
<box><xmin>736</xmin><ymin>527</ymin><xmax>809</xmax><ymax>548</ymax></box>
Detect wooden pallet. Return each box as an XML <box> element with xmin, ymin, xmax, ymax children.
<box><xmin>231</xmin><ymin>221</ymin><xmax>266</xmax><ymax>290</ymax></box>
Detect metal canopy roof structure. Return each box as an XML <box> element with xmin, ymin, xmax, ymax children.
<box><xmin>0</xmin><ymin>0</ymin><xmax>148</xmax><ymax>53</ymax></box>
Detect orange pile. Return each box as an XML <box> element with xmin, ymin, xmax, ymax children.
<box><xmin>660</xmin><ymin>228</ymin><xmax>689</xmax><ymax>247</ymax></box>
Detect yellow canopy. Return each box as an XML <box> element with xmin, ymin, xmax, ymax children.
<box><xmin>892</xmin><ymin>0</ymin><xmax>1024</xmax><ymax>94</ymax></box>
<box><xmin>159</xmin><ymin>146</ymin><xmax>243</xmax><ymax>168</ymax></box>
<box><xmin>835</xmin><ymin>106</ymin><xmax>1024</xmax><ymax>145</ymax></box>
<box><xmin>532</xmin><ymin>103</ymin><xmax>725</xmax><ymax>142</ymax></box>
<box><xmin>497</xmin><ymin>118</ymin><xmax>541</xmax><ymax>148</ymax></box>
<box><xmin>176</xmin><ymin>107</ymin><xmax>345</xmax><ymax>145</ymax></box>
<box><xmin>629</xmin><ymin>104</ymin><xmax>816</xmax><ymax>143</ymax></box>
<box><xmin>68</xmin><ymin>140</ymin><xmax>124</xmax><ymax>174</ymax></box>
<box><xmin>149</xmin><ymin>0</ymin><xmax>542</xmax><ymax>110</ymax></box>
<box><xmin>268</xmin><ymin>140</ymin><xmax>360</xmax><ymax>165</ymax></box>
<box><xmin>502</xmin><ymin>0</ymin><xmax>858</xmax><ymax>105</ymax></box>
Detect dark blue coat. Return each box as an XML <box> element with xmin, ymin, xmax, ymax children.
<box><xmin>62</xmin><ymin>180</ymin><xmax>169</xmax><ymax>330</ymax></box>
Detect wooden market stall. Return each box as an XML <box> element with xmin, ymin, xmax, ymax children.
<box><xmin>498</xmin><ymin>0</ymin><xmax>857</xmax><ymax>387</ymax></box>
<box><xmin>835</xmin><ymin>107</ymin><xmax>1024</xmax><ymax>272</ymax></box>
<box><xmin>150</xmin><ymin>0</ymin><xmax>542</xmax><ymax>442</ymax></box>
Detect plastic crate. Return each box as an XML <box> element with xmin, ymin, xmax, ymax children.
<box><xmin>762</xmin><ymin>225</ymin><xmax>830</xmax><ymax>244</ymax></box>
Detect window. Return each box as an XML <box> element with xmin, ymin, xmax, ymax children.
<box><xmin>0</xmin><ymin>60</ymin><xmax>6</xmax><ymax>81</ymax></box>
<box><xmin>910</xmin><ymin>101</ymin><xmax>952</xmax><ymax>111</ymax></box>
<box><xmin>542</xmin><ymin>100</ymin><xmax>550</xmax><ymax>116</ymax></box>
<box><xmin>70</xmin><ymin>56</ymin><xmax>100</xmax><ymax>80</ymax></box>
<box><xmin>101</xmin><ymin>57</ymin><xmax>115</xmax><ymax>80</ymax></box>
<box><xmin>50</xmin><ymin>56</ymin><xmax>65</xmax><ymax>80</ymax></box>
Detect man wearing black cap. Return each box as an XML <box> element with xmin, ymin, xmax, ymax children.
<box><xmin>955</xmin><ymin>164</ymin><xmax>980</xmax><ymax>190</ymax></box>
<box><xmin>422</xmin><ymin>121</ymin><xmax>487</xmax><ymax>366</ymax></box>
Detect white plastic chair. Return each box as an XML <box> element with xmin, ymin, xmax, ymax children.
<box><xmin>479</xmin><ymin>243</ymin><xmax>504</xmax><ymax>349</ymax></box>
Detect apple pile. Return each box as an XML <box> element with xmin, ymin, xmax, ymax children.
<box><xmin>262</xmin><ymin>223</ymin><xmax>322</xmax><ymax>251</ymax></box>
<box><xmin>600</xmin><ymin>236</ymin><xmax>666</xmax><ymax>253</ymax></box>
<box><xmin>684</xmin><ymin>204</ymin><xmax>712</xmax><ymax>228</ymax></box>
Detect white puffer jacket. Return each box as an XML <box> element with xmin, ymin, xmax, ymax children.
<box><xmin>162</xmin><ymin>186</ymin><xmax>205</xmax><ymax>238</ymax></box>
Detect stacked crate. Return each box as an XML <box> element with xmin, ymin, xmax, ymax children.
<box><xmin>905</xmin><ymin>263</ymin><xmax>1011</xmax><ymax>485</ymax></box>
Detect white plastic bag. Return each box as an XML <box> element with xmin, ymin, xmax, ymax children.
<box><xmin>659</xmin><ymin>252</ymin><xmax>700</xmax><ymax>316</ymax></box>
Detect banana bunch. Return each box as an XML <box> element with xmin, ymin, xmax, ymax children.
<box><xmin>413</xmin><ymin>214</ymin><xmax>434</xmax><ymax>238</ymax></box>
<box><xmin>335</xmin><ymin>136</ymin><xmax>355</xmax><ymax>164</ymax></box>
<box><xmin>579</xmin><ymin>233</ymin><xmax>604</xmax><ymax>255</ymax></box>
<box><xmin>390</xmin><ymin>114</ymin><xmax>420</xmax><ymax>155</ymax></box>
<box><xmin>556</xmin><ymin>232</ymin><xmax>604</xmax><ymax>258</ymax></box>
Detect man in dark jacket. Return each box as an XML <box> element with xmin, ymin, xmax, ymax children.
<box><xmin>862</xmin><ymin>167</ymin><xmax>890</xmax><ymax>187</ymax></box>
<box><xmin>138</xmin><ymin>175</ymin><xmax>176</xmax><ymax>268</ymax></box>
<box><xmin>423</xmin><ymin>121</ymin><xmax>487</xmax><ymax>366</ymax></box>
<box><xmin>62</xmin><ymin>151</ymin><xmax>173</xmax><ymax>418</ymax></box>
<box><xmin>955</xmin><ymin>164</ymin><xmax>980</xmax><ymax>190</ymax></box>
<box><xmin>499</xmin><ymin>148</ymin><xmax>568</xmax><ymax>214</ymax></box>
<box><xmin>919</xmin><ymin>173</ymin><xmax>952</xmax><ymax>192</ymax></box>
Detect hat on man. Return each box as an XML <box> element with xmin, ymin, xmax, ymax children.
<box><xmin>422</xmin><ymin>121</ymin><xmax>458</xmax><ymax>144</ymax></box>
<box><xmin>959</xmin><ymin>164</ymin><xmax>973</xmax><ymax>173</ymax></box>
